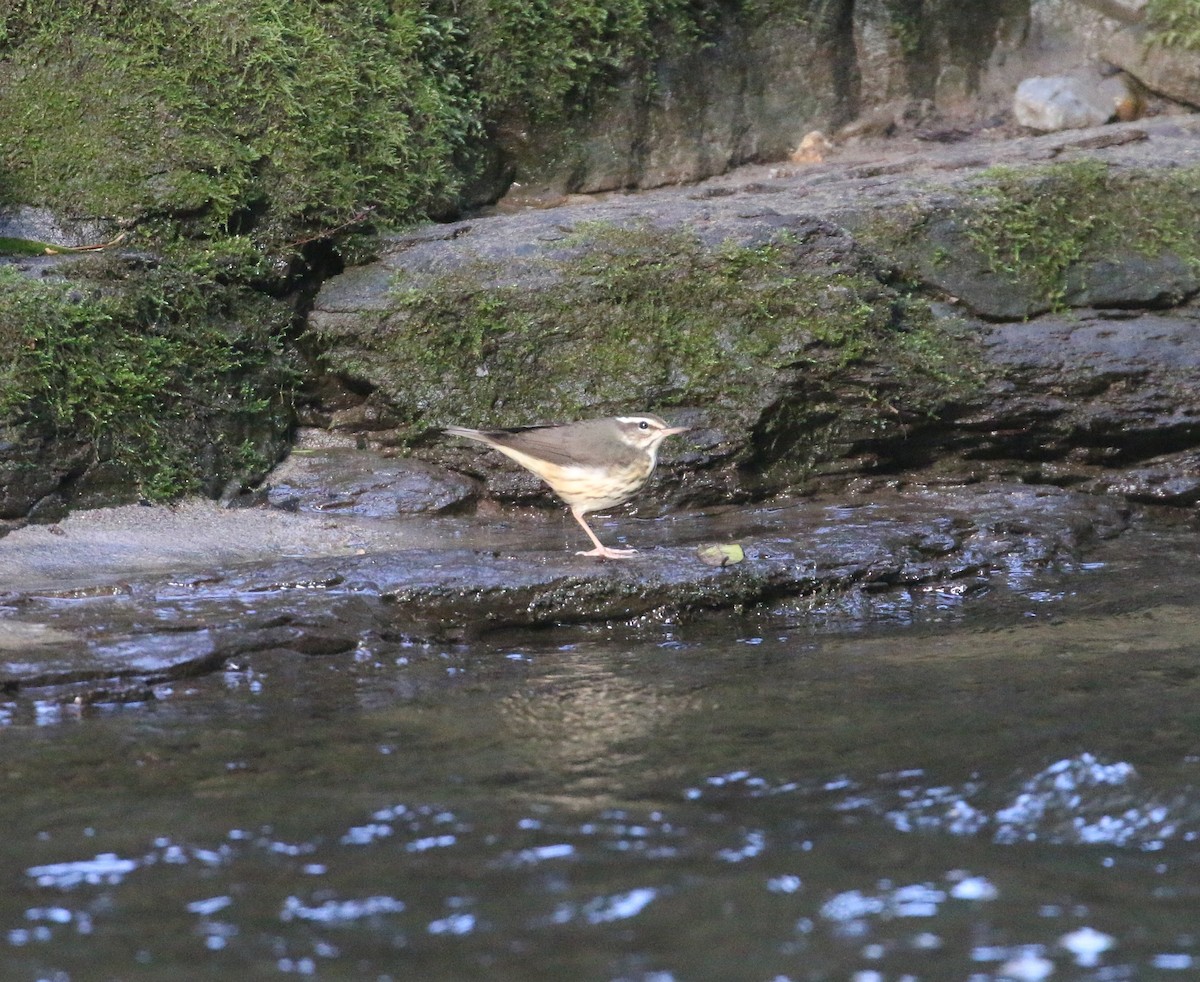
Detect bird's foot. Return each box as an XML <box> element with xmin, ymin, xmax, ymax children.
<box><xmin>576</xmin><ymin>545</ymin><xmax>639</xmax><ymax>560</ymax></box>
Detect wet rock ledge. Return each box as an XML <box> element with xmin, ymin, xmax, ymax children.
<box><xmin>311</xmin><ymin>115</ymin><xmax>1200</xmax><ymax>512</ymax></box>
<box><xmin>0</xmin><ymin>482</ymin><xmax>1127</xmax><ymax>696</ymax></box>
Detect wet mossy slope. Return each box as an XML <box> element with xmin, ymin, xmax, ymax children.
<box><xmin>0</xmin><ymin>245</ymin><xmax>295</xmax><ymax>519</ymax></box>
<box><xmin>312</xmin><ymin>136</ymin><xmax>1200</xmax><ymax>505</ymax></box>
<box><xmin>0</xmin><ymin>0</ymin><xmax>749</xmax><ymax>526</ymax></box>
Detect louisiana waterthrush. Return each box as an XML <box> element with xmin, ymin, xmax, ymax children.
<box><xmin>444</xmin><ymin>414</ymin><xmax>689</xmax><ymax>559</ymax></box>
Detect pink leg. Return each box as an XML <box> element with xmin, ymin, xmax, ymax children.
<box><xmin>571</xmin><ymin>508</ymin><xmax>637</xmax><ymax>560</ymax></box>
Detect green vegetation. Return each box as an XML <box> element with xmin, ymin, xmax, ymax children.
<box><xmin>1147</xmin><ymin>0</ymin><xmax>1200</xmax><ymax>50</ymax></box>
<box><xmin>0</xmin><ymin>0</ymin><xmax>480</xmax><ymax>240</ymax></box>
<box><xmin>457</xmin><ymin>0</ymin><xmax>718</xmax><ymax>121</ymax></box>
<box><xmin>325</xmin><ymin>223</ymin><xmax>977</xmax><ymax>469</ymax></box>
<box><xmin>0</xmin><ymin>237</ymin><xmax>54</xmax><ymax>256</ymax></box>
<box><xmin>0</xmin><ymin>0</ymin><xmax>776</xmax><ymax>242</ymax></box>
<box><xmin>0</xmin><ymin>248</ymin><xmax>294</xmax><ymax>500</ymax></box>
<box><xmin>25</xmin><ymin>2</ymin><xmax>1182</xmax><ymax>510</ymax></box>
<box><xmin>0</xmin><ymin>0</ymin><xmax>826</xmax><ymax>513</ymax></box>
<box><xmin>887</xmin><ymin>10</ymin><xmax>924</xmax><ymax>59</ymax></box>
<box><xmin>966</xmin><ymin>160</ymin><xmax>1111</xmax><ymax>310</ymax></box>
<box><xmin>965</xmin><ymin>160</ymin><xmax>1200</xmax><ymax>310</ymax></box>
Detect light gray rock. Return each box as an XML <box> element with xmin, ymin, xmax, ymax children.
<box><xmin>0</xmin><ymin>205</ymin><xmax>111</xmax><ymax>249</ymax></box>
<box><xmin>1013</xmin><ymin>75</ymin><xmax>1113</xmax><ymax>131</ymax></box>
<box><xmin>1072</xmin><ymin>0</ymin><xmax>1147</xmax><ymax>25</ymax></box>
<box><xmin>1103</xmin><ymin>26</ymin><xmax>1200</xmax><ymax>109</ymax></box>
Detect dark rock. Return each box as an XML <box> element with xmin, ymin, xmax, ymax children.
<box><xmin>310</xmin><ymin>116</ymin><xmax>1200</xmax><ymax>510</ymax></box>
<box><xmin>266</xmin><ymin>430</ymin><xmax>479</xmax><ymax>517</ymax></box>
<box><xmin>0</xmin><ymin>482</ymin><xmax>1130</xmax><ymax>691</ymax></box>
<box><xmin>312</xmin><ymin>204</ymin><xmax>943</xmax><ymax>507</ymax></box>
<box><xmin>1088</xmin><ymin>455</ymin><xmax>1200</xmax><ymax>506</ymax></box>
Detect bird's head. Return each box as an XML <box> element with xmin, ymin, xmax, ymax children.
<box><xmin>614</xmin><ymin>414</ymin><xmax>690</xmax><ymax>454</ymax></box>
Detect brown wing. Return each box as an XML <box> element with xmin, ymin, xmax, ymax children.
<box><xmin>451</xmin><ymin>420</ymin><xmax>623</xmax><ymax>469</ymax></box>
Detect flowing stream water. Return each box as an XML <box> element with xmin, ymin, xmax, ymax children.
<box><xmin>1</xmin><ymin>516</ymin><xmax>1199</xmax><ymax>981</ymax></box>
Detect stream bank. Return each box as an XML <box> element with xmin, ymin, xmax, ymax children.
<box><xmin>0</xmin><ymin>469</ymin><xmax>1132</xmax><ymax>695</ymax></box>
<box><xmin>2</xmin><ymin>513</ymin><xmax>1199</xmax><ymax>980</ymax></box>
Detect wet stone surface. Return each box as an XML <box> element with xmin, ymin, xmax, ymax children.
<box><xmin>1</xmin><ymin>520</ymin><xmax>1200</xmax><ymax>981</ymax></box>
<box><xmin>13</xmin><ymin>449</ymin><xmax>1200</xmax><ymax>981</ymax></box>
<box><xmin>0</xmin><ymin>483</ymin><xmax>1127</xmax><ymax>696</ymax></box>
<box><xmin>265</xmin><ymin>431</ymin><xmax>480</xmax><ymax>517</ymax></box>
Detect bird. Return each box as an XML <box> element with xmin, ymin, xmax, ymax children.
<box><xmin>444</xmin><ymin>414</ymin><xmax>689</xmax><ymax>560</ymax></box>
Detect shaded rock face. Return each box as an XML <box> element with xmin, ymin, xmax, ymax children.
<box><xmin>0</xmin><ymin>484</ymin><xmax>1130</xmax><ymax>693</ymax></box>
<box><xmin>501</xmin><ymin>13</ymin><xmax>843</xmax><ymax>198</ymax></box>
<box><xmin>483</xmin><ymin>0</ymin><xmax>1200</xmax><ymax>202</ymax></box>
<box><xmin>496</xmin><ymin>0</ymin><xmax>1031</xmax><ymax>200</ymax></box>
<box><xmin>0</xmin><ymin>424</ymin><xmax>94</xmax><ymax>524</ymax></box>
<box><xmin>310</xmin><ymin>115</ymin><xmax>1200</xmax><ymax>514</ymax></box>
<box><xmin>1103</xmin><ymin>25</ymin><xmax>1200</xmax><ymax>111</ymax></box>
<box><xmin>851</xmin><ymin>0</ymin><xmax>1031</xmax><ymax>108</ymax></box>
<box><xmin>0</xmin><ymin>407</ymin><xmax>292</xmax><ymax>530</ymax></box>
<box><xmin>874</xmin><ymin>308</ymin><xmax>1200</xmax><ymax>505</ymax></box>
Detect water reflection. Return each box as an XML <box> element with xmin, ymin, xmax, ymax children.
<box><xmin>499</xmin><ymin>650</ymin><xmax>700</xmax><ymax>801</ymax></box>
<box><xmin>1</xmin><ymin>524</ymin><xmax>1199</xmax><ymax>979</ymax></box>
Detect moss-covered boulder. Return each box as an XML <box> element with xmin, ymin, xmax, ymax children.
<box><xmin>310</xmin><ymin>198</ymin><xmax>981</xmax><ymax>505</ymax></box>
<box><xmin>310</xmin><ymin>119</ymin><xmax>1200</xmax><ymax>509</ymax></box>
<box><xmin>854</xmin><ymin>158</ymin><xmax>1200</xmax><ymax>320</ymax></box>
<box><xmin>0</xmin><ymin>1</ymin><xmax>478</xmax><ymax>239</ymax></box>
<box><xmin>0</xmin><ymin>245</ymin><xmax>295</xmax><ymax>528</ymax></box>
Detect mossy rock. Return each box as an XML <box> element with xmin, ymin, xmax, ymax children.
<box><xmin>311</xmin><ymin>213</ymin><xmax>982</xmax><ymax>504</ymax></box>
<box><xmin>0</xmin><ymin>1</ymin><xmax>481</xmax><ymax>240</ymax></box>
<box><xmin>853</xmin><ymin>160</ymin><xmax>1200</xmax><ymax>320</ymax></box>
<box><xmin>0</xmin><ymin>246</ymin><xmax>296</xmax><ymax>526</ymax></box>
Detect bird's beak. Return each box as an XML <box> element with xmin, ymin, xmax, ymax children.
<box><xmin>662</xmin><ymin>425</ymin><xmax>690</xmax><ymax>437</ymax></box>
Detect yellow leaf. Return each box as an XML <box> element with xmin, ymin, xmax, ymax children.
<box><xmin>696</xmin><ymin>543</ymin><xmax>745</xmax><ymax>567</ymax></box>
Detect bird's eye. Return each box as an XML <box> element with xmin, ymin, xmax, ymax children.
<box><xmin>639</xmin><ymin>421</ymin><xmax>650</xmax><ymax>430</ymax></box>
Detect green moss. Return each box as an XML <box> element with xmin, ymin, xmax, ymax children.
<box><xmin>965</xmin><ymin>160</ymin><xmax>1110</xmax><ymax>310</ymax></box>
<box><xmin>0</xmin><ymin>237</ymin><xmax>55</xmax><ymax>256</ymax></box>
<box><xmin>327</xmin><ymin>223</ymin><xmax>977</xmax><ymax>455</ymax></box>
<box><xmin>458</xmin><ymin>0</ymin><xmax>690</xmax><ymax>118</ymax></box>
<box><xmin>1122</xmin><ymin>167</ymin><xmax>1200</xmax><ymax>261</ymax></box>
<box><xmin>887</xmin><ymin>8</ymin><xmax>924</xmax><ymax>58</ymax></box>
<box><xmin>1147</xmin><ymin>0</ymin><xmax>1200</xmax><ymax>50</ymax></box>
<box><xmin>0</xmin><ymin>246</ymin><xmax>295</xmax><ymax>499</ymax></box>
<box><xmin>0</xmin><ymin>1</ymin><xmax>785</xmax><ymax>243</ymax></box>
<box><xmin>449</xmin><ymin>0</ymin><xmax>807</xmax><ymax>123</ymax></box>
<box><xmin>965</xmin><ymin>160</ymin><xmax>1200</xmax><ymax>310</ymax></box>
<box><xmin>0</xmin><ymin>0</ymin><xmax>478</xmax><ymax>239</ymax></box>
